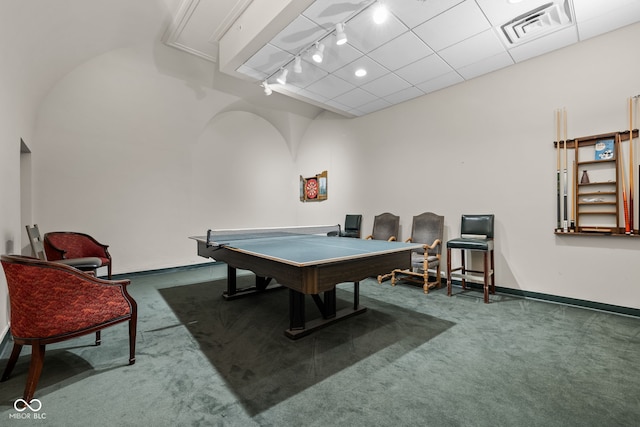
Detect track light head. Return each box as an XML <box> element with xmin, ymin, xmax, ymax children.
<box><xmin>276</xmin><ymin>69</ymin><xmax>289</xmax><ymax>85</ymax></box>
<box><xmin>312</xmin><ymin>42</ymin><xmax>325</xmax><ymax>63</ymax></box>
<box><xmin>262</xmin><ymin>81</ymin><xmax>272</xmax><ymax>96</ymax></box>
<box><xmin>293</xmin><ymin>56</ymin><xmax>302</xmax><ymax>73</ymax></box>
<box><xmin>335</xmin><ymin>23</ymin><xmax>347</xmax><ymax>45</ymax></box>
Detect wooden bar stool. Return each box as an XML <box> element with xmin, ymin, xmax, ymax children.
<box><xmin>446</xmin><ymin>214</ymin><xmax>495</xmax><ymax>303</ymax></box>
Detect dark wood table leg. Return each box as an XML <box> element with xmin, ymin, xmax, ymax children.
<box><xmin>285</xmin><ymin>283</ymin><xmax>366</xmax><ymax>340</ymax></box>
<box><xmin>222</xmin><ymin>266</ymin><xmax>283</xmax><ymax>300</ymax></box>
<box><xmin>289</xmin><ymin>289</ymin><xmax>306</xmax><ymax>331</ymax></box>
<box><xmin>223</xmin><ymin>265</ymin><xmax>237</xmax><ymax>298</ymax></box>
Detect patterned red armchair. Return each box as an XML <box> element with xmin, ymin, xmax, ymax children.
<box><xmin>44</xmin><ymin>231</ymin><xmax>112</xmax><ymax>279</ymax></box>
<box><xmin>0</xmin><ymin>255</ymin><xmax>137</xmax><ymax>405</ymax></box>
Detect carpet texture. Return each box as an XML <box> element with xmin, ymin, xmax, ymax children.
<box><xmin>0</xmin><ymin>264</ymin><xmax>639</xmax><ymax>426</ymax></box>
<box><xmin>158</xmin><ymin>277</ymin><xmax>455</xmax><ymax>416</ymax></box>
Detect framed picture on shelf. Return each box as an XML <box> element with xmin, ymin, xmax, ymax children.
<box><xmin>595</xmin><ymin>138</ymin><xmax>614</xmax><ymax>160</ymax></box>
<box><xmin>300</xmin><ymin>170</ymin><xmax>328</xmax><ymax>202</ymax></box>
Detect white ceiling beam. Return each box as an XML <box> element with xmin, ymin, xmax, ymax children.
<box><xmin>219</xmin><ymin>0</ymin><xmax>315</xmax><ymax>77</ymax></box>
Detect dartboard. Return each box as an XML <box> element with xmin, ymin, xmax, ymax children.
<box><xmin>305</xmin><ymin>178</ymin><xmax>318</xmax><ymax>199</ymax></box>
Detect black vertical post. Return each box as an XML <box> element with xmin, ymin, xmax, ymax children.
<box><xmin>226</xmin><ymin>265</ymin><xmax>237</xmax><ymax>297</ymax></box>
<box><xmin>353</xmin><ymin>281</ymin><xmax>360</xmax><ymax>310</ymax></box>
<box><xmin>289</xmin><ymin>289</ymin><xmax>306</xmax><ymax>330</ymax></box>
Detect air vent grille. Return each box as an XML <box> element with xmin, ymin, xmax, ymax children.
<box><xmin>501</xmin><ymin>0</ymin><xmax>573</xmax><ymax>45</ymax></box>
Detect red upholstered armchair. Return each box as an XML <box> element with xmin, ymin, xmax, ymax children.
<box><xmin>44</xmin><ymin>232</ymin><xmax>112</xmax><ymax>279</ymax></box>
<box><xmin>0</xmin><ymin>255</ymin><xmax>137</xmax><ymax>404</ymax></box>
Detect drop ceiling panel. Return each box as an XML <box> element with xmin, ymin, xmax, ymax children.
<box><xmin>574</xmin><ymin>0</ymin><xmax>640</xmax><ymax>40</ymax></box>
<box><xmin>311</xmin><ymin>41</ymin><xmax>363</xmax><ymax>73</ymax></box>
<box><xmin>346</xmin><ymin>6</ymin><xmax>408</xmax><ymax>54</ymax></box>
<box><xmin>236</xmin><ymin>64</ymin><xmax>267</xmax><ymax>81</ymax></box>
<box><xmin>395</xmin><ymin>54</ymin><xmax>454</xmax><ymax>86</ymax></box>
<box><xmin>357</xmin><ymin>98</ymin><xmax>392</xmax><ymax>114</ymax></box>
<box><xmin>572</xmin><ymin>0</ymin><xmax>637</xmax><ymax>22</ymax></box>
<box><xmin>243</xmin><ymin>44</ymin><xmax>293</xmax><ymax>76</ymax></box>
<box><xmin>270</xmin><ymin>15</ymin><xmax>327</xmax><ymax>54</ymax></box>
<box><xmin>167</xmin><ymin>0</ymin><xmax>640</xmax><ymax>117</ymax></box>
<box><xmin>284</xmin><ymin>60</ymin><xmax>328</xmax><ymax>88</ymax></box>
<box><xmin>457</xmin><ymin>51</ymin><xmax>513</xmax><ymax>80</ymax></box>
<box><xmin>332</xmin><ymin>56</ymin><xmax>390</xmax><ymax>85</ymax></box>
<box><xmin>416</xmin><ymin>71</ymin><xmax>464</xmax><ymax>94</ymax></box>
<box><xmin>367</xmin><ymin>31</ymin><xmax>434</xmax><ymax>71</ymax></box>
<box><xmin>297</xmin><ymin>87</ymin><xmax>330</xmax><ymax>103</ymax></box>
<box><xmin>302</xmin><ymin>0</ymin><xmax>368</xmax><ymax>29</ymax></box>
<box><xmin>306</xmin><ymin>74</ymin><xmax>355</xmax><ymax>99</ymax></box>
<box><xmin>361</xmin><ymin>73</ymin><xmax>412</xmax><ymax>98</ymax></box>
<box><xmin>388</xmin><ymin>0</ymin><xmax>465</xmax><ymax>29</ymax></box>
<box><xmin>383</xmin><ymin>86</ymin><xmax>425</xmax><ymax>104</ymax></box>
<box><xmin>333</xmin><ymin>87</ymin><xmax>378</xmax><ymax>109</ymax></box>
<box><xmin>413</xmin><ymin>0</ymin><xmax>492</xmax><ymax>51</ymax></box>
<box><xmin>438</xmin><ymin>29</ymin><xmax>506</xmax><ymax>70</ymax></box>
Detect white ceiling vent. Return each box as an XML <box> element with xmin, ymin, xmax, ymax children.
<box><xmin>501</xmin><ymin>0</ymin><xmax>573</xmax><ymax>45</ymax></box>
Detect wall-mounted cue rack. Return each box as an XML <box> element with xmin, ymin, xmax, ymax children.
<box><xmin>554</xmin><ymin>129</ymin><xmax>639</xmax><ymax>236</ymax></box>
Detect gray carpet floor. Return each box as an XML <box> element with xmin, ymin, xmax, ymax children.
<box><xmin>1</xmin><ymin>263</ymin><xmax>639</xmax><ymax>426</ymax></box>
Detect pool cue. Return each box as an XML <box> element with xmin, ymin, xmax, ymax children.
<box><xmin>636</xmin><ymin>96</ymin><xmax>640</xmax><ymax>231</ymax></box>
<box><xmin>618</xmin><ymin>133</ymin><xmax>631</xmax><ymax>234</ymax></box>
<box><xmin>563</xmin><ymin>108</ymin><xmax>568</xmax><ymax>233</ymax></box>
<box><xmin>629</xmin><ymin>97</ymin><xmax>634</xmax><ymax>233</ymax></box>
<box><xmin>571</xmin><ymin>159</ymin><xmax>576</xmax><ymax>231</ymax></box>
<box><xmin>556</xmin><ymin>109</ymin><xmax>562</xmax><ymax>231</ymax></box>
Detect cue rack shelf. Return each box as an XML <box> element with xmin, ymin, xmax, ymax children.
<box><xmin>554</xmin><ymin>129</ymin><xmax>639</xmax><ymax>237</ymax></box>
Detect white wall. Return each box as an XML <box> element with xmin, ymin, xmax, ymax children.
<box><xmin>32</xmin><ymin>44</ymin><xmax>315</xmax><ymax>273</ymax></box>
<box><xmin>2</xmin><ymin>11</ymin><xmax>640</xmax><ymax>352</ymax></box>
<box><xmin>29</xmin><ymin>23</ymin><xmax>640</xmax><ymax>308</ymax></box>
<box><xmin>296</xmin><ymin>22</ymin><xmax>640</xmax><ymax>308</ymax></box>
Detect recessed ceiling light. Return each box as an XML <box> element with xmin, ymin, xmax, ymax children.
<box><xmin>355</xmin><ymin>68</ymin><xmax>367</xmax><ymax>77</ymax></box>
<box><xmin>373</xmin><ymin>4</ymin><xmax>388</xmax><ymax>24</ymax></box>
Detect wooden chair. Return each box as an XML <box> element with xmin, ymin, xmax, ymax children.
<box><xmin>25</xmin><ymin>225</ymin><xmax>104</xmax><ymax>275</ymax></box>
<box><xmin>0</xmin><ymin>255</ymin><xmax>137</xmax><ymax>405</ymax></box>
<box><xmin>366</xmin><ymin>213</ymin><xmax>400</xmax><ymax>283</ymax></box>
<box><xmin>446</xmin><ymin>214</ymin><xmax>495</xmax><ymax>303</ymax></box>
<box><xmin>390</xmin><ymin>212</ymin><xmax>444</xmax><ymax>293</ymax></box>
<box><xmin>43</xmin><ymin>230</ymin><xmax>112</xmax><ymax>279</ymax></box>
<box><xmin>365</xmin><ymin>212</ymin><xmax>399</xmax><ymax>241</ymax></box>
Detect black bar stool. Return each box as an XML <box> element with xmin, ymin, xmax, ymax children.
<box><xmin>446</xmin><ymin>214</ymin><xmax>495</xmax><ymax>303</ymax></box>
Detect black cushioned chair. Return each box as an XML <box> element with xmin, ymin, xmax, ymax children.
<box><xmin>446</xmin><ymin>214</ymin><xmax>495</xmax><ymax>303</ymax></box>
<box><xmin>365</xmin><ymin>212</ymin><xmax>399</xmax><ymax>242</ymax></box>
<box><xmin>389</xmin><ymin>212</ymin><xmax>444</xmax><ymax>293</ymax></box>
<box><xmin>340</xmin><ymin>214</ymin><xmax>362</xmax><ymax>238</ymax></box>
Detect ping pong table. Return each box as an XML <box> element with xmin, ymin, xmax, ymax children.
<box><xmin>191</xmin><ymin>225</ymin><xmax>422</xmax><ymax>339</ymax></box>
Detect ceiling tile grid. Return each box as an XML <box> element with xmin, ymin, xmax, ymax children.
<box><xmin>191</xmin><ymin>0</ymin><xmax>640</xmax><ymax>117</ymax></box>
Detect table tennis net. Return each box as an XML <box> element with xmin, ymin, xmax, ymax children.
<box><xmin>206</xmin><ymin>224</ymin><xmax>341</xmax><ymax>246</ymax></box>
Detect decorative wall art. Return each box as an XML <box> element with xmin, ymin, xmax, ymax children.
<box><xmin>300</xmin><ymin>170</ymin><xmax>327</xmax><ymax>202</ymax></box>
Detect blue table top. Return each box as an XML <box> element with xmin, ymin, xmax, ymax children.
<box><xmin>192</xmin><ymin>235</ymin><xmax>422</xmax><ymax>267</ymax></box>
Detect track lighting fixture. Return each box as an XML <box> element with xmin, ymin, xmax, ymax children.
<box><xmin>276</xmin><ymin>68</ymin><xmax>289</xmax><ymax>85</ymax></box>
<box><xmin>335</xmin><ymin>23</ymin><xmax>347</xmax><ymax>45</ymax></box>
<box><xmin>293</xmin><ymin>56</ymin><xmax>302</xmax><ymax>73</ymax></box>
<box><xmin>311</xmin><ymin>42</ymin><xmax>325</xmax><ymax>63</ymax></box>
<box><xmin>262</xmin><ymin>81</ymin><xmax>272</xmax><ymax>96</ymax></box>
